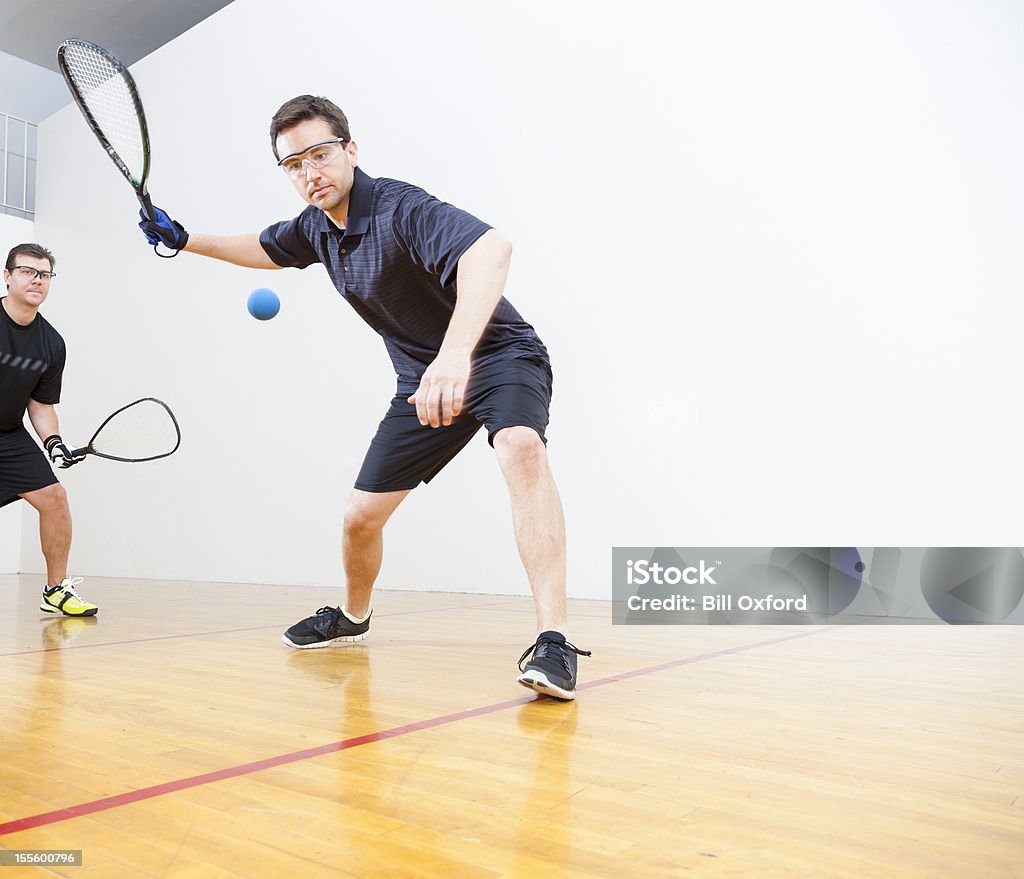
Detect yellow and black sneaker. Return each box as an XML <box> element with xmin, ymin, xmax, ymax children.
<box><xmin>40</xmin><ymin>577</ymin><xmax>98</xmax><ymax>617</ymax></box>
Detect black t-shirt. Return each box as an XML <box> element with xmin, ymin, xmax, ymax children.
<box><xmin>0</xmin><ymin>299</ymin><xmax>66</xmax><ymax>431</ymax></box>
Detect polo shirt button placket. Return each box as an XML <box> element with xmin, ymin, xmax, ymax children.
<box><xmin>341</xmin><ymin>247</ymin><xmax>356</xmax><ymax>290</ymax></box>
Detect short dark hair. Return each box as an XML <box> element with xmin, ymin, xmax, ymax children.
<box><xmin>6</xmin><ymin>243</ymin><xmax>55</xmax><ymax>273</ymax></box>
<box><xmin>270</xmin><ymin>95</ymin><xmax>351</xmax><ymax>160</ymax></box>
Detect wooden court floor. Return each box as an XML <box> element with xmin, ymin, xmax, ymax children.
<box><xmin>0</xmin><ymin>573</ymin><xmax>1021</xmax><ymax>878</ymax></box>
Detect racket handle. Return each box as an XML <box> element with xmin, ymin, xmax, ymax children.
<box><xmin>137</xmin><ymin>192</ymin><xmax>157</xmax><ymax>223</ymax></box>
<box><xmin>69</xmin><ymin>447</ymin><xmax>88</xmax><ymax>458</ymax></box>
<box><xmin>138</xmin><ymin>192</ymin><xmax>184</xmax><ymax>258</ymax></box>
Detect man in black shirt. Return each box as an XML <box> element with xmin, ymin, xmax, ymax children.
<box><xmin>140</xmin><ymin>96</ymin><xmax>588</xmax><ymax>699</ymax></box>
<box><xmin>1</xmin><ymin>243</ymin><xmax>95</xmax><ymax>616</ymax></box>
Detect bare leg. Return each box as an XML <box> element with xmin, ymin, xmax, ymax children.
<box><xmin>20</xmin><ymin>483</ymin><xmax>71</xmax><ymax>586</ymax></box>
<box><xmin>493</xmin><ymin>427</ymin><xmax>568</xmax><ymax>634</ymax></box>
<box><xmin>342</xmin><ymin>488</ymin><xmax>410</xmax><ymax>618</ymax></box>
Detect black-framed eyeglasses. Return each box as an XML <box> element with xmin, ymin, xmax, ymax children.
<box><xmin>277</xmin><ymin>138</ymin><xmax>348</xmax><ymax>179</ymax></box>
<box><xmin>11</xmin><ymin>266</ymin><xmax>56</xmax><ymax>281</ymax></box>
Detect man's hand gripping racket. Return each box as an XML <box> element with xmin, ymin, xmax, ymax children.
<box><xmin>57</xmin><ymin>38</ymin><xmax>188</xmax><ymax>257</ymax></box>
<box><xmin>44</xmin><ymin>436</ymin><xmax>85</xmax><ymax>469</ymax></box>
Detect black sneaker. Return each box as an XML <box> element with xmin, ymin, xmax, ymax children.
<box><xmin>282</xmin><ymin>606</ymin><xmax>371</xmax><ymax>649</ymax></box>
<box><xmin>517</xmin><ymin>631</ymin><xmax>591</xmax><ymax>700</ymax></box>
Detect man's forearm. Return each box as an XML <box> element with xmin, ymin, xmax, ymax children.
<box><xmin>27</xmin><ymin>402</ymin><xmax>59</xmax><ymax>444</ymax></box>
<box><xmin>441</xmin><ymin>229</ymin><xmax>512</xmax><ymax>356</ymax></box>
<box><xmin>184</xmin><ymin>233</ymin><xmax>283</xmax><ymax>270</ymax></box>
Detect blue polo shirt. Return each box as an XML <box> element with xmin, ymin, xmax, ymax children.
<box><xmin>259</xmin><ymin>168</ymin><xmax>548</xmax><ymax>392</ymax></box>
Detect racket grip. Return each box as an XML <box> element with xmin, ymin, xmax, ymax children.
<box><xmin>69</xmin><ymin>447</ymin><xmax>88</xmax><ymax>458</ymax></box>
<box><xmin>137</xmin><ymin>192</ymin><xmax>157</xmax><ymax>222</ymax></box>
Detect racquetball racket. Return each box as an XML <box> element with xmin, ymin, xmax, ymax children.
<box><xmin>71</xmin><ymin>398</ymin><xmax>181</xmax><ymax>463</ymax></box>
<box><xmin>57</xmin><ymin>38</ymin><xmax>179</xmax><ymax>257</ymax></box>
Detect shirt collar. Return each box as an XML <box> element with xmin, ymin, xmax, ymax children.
<box><xmin>318</xmin><ymin>167</ymin><xmax>374</xmax><ymax>238</ymax></box>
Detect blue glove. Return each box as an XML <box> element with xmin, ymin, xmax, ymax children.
<box><xmin>138</xmin><ymin>205</ymin><xmax>189</xmax><ymax>251</ymax></box>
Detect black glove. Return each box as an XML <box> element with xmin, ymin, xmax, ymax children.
<box><xmin>138</xmin><ymin>204</ymin><xmax>189</xmax><ymax>251</ymax></box>
<box><xmin>44</xmin><ymin>435</ymin><xmax>84</xmax><ymax>469</ymax></box>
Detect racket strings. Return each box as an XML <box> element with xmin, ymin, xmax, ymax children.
<box><xmin>90</xmin><ymin>400</ymin><xmax>179</xmax><ymax>462</ymax></box>
<box><xmin>60</xmin><ymin>42</ymin><xmax>145</xmax><ymax>186</ymax></box>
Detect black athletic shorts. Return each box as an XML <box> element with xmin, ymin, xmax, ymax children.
<box><xmin>0</xmin><ymin>425</ymin><xmax>58</xmax><ymax>508</ymax></box>
<box><xmin>355</xmin><ymin>356</ymin><xmax>553</xmax><ymax>493</ymax></box>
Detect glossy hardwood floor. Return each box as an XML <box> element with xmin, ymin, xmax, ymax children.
<box><xmin>0</xmin><ymin>573</ymin><xmax>1021</xmax><ymax>878</ymax></box>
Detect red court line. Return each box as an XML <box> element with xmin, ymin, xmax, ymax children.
<box><xmin>0</xmin><ymin>627</ymin><xmax>830</xmax><ymax>837</ymax></box>
<box><xmin>0</xmin><ymin>599</ymin><xmax>527</xmax><ymax>657</ymax></box>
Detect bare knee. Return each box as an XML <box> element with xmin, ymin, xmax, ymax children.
<box><xmin>25</xmin><ymin>483</ymin><xmax>69</xmax><ymax>516</ymax></box>
<box><xmin>343</xmin><ymin>492</ymin><xmax>396</xmax><ymax>536</ymax></box>
<box><xmin>493</xmin><ymin>426</ymin><xmax>547</xmax><ymax>478</ymax></box>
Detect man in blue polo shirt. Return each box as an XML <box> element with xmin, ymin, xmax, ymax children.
<box><xmin>140</xmin><ymin>95</ymin><xmax>589</xmax><ymax>699</ymax></box>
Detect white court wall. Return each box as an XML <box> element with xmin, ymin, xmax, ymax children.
<box><xmin>26</xmin><ymin>0</ymin><xmax>1024</xmax><ymax>597</ymax></box>
<box><xmin>0</xmin><ymin>212</ymin><xmax>34</xmax><ymax>573</ymax></box>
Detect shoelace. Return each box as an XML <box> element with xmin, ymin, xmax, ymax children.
<box><xmin>315</xmin><ymin>606</ymin><xmax>370</xmax><ymax>624</ymax></box>
<box><xmin>517</xmin><ymin>635</ymin><xmax>592</xmax><ymax>674</ymax></box>
<box><xmin>307</xmin><ymin>606</ymin><xmax>341</xmax><ymax>637</ymax></box>
<box><xmin>60</xmin><ymin>577</ymin><xmax>85</xmax><ymax>598</ymax></box>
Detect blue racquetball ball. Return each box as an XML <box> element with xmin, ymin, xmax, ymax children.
<box><xmin>247</xmin><ymin>288</ymin><xmax>280</xmax><ymax>321</ymax></box>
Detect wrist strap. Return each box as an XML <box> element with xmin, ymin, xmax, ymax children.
<box><xmin>43</xmin><ymin>434</ymin><xmax>62</xmax><ymax>451</ymax></box>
